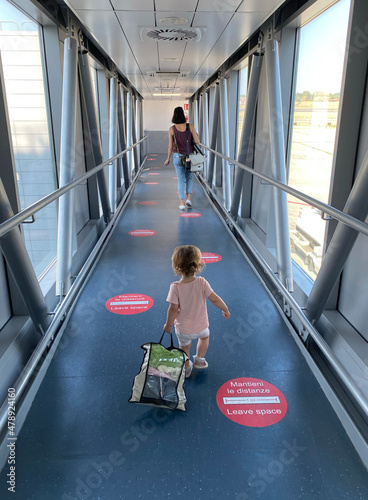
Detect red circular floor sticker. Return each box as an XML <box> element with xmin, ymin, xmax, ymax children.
<box><xmin>144</xmin><ymin>182</ymin><xmax>159</xmax><ymax>185</ymax></box>
<box><xmin>180</xmin><ymin>213</ymin><xmax>202</xmax><ymax>218</ymax></box>
<box><xmin>148</xmin><ymin>172</ymin><xmax>160</xmax><ymax>175</ymax></box>
<box><xmin>216</xmin><ymin>378</ymin><xmax>287</xmax><ymax>427</ymax></box>
<box><xmin>106</xmin><ymin>294</ymin><xmax>154</xmax><ymax>315</ymax></box>
<box><xmin>129</xmin><ymin>229</ymin><xmax>156</xmax><ymax>237</ymax></box>
<box><xmin>201</xmin><ymin>252</ymin><xmax>222</xmax><ymax>264</ymax></box>
<box><xmin>138</xmin><ymin>201</ymin><xmax>158</xmax><ymax>205</ymax></box>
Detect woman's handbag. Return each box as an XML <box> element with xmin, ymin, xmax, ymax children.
<box><xmin>186</xmin><ymin>125</ymin><xmax>205</xmax><ymax>173</ymax></box>
<box><xmin>172</xmin><ymin>124</ymin><xmax>205</xmax><ymax>172</ymax></box>
<box><xmin>189</xmin><ymin>143</ymin><xmax>206</xmax><ymax>172</ymax></box>
<box><xmin>129</xmin><ymin>331</ymin><xmax>188</xmax><ymax>411</ymax></box>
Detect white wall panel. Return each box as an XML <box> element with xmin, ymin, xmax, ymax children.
<box><xmin>144</xmin><ymin>100</ymin><xmax>185</xmax><ymax>130</ymax></box>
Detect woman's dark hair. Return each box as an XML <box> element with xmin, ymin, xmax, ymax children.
<box><xmin>172</xmin><ymin>106</ymin><xmax>186</xmax><ymax>124</ymax></box>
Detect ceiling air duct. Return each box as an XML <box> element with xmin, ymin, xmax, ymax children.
<box><xmin>140</xmin><ymin>27</ymin><xmax>204</xmax><ymax>42</ymax></box>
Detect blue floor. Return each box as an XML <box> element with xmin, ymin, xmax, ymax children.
<box><xmin>1</xmin><ymin>154</ymin><xmax>368</xmax><ymax>499</ymax></box>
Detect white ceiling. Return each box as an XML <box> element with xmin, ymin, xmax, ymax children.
<box><xmin>64</xmin><ymin>0</ymin><xmax>285</xmax><ymax>100</ymax></box>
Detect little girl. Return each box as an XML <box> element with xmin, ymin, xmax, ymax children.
<box><xmin>163</xmin><ymin>245</ymin><xmax>230</xmax><ymax>378</ymax></box>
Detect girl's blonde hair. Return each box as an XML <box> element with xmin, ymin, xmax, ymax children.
<box><xmin>171</xmin><ymin>245</ymin><xmax>204</xmax><ymax>276</ymax></box>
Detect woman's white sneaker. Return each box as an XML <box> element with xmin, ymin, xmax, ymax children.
<box><xmin>185</xmin><ymin>199</ymin><xmax>192</xmax><ymax>207</ymax></box>
<box><xmin>179</xmin><ymin>204</ymin><xmax>185</xmax><ymax>210</ymax></box>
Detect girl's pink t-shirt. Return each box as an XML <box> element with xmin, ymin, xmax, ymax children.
<box><xmin>166</xmin><ymin>276</ymin><xmax>214</xmax><ymax>334</ymax></box>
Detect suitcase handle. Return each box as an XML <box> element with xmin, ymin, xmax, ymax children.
<box><xmin>159</xmin><ymin>330</ymin><xmax>174</xmax><ymax>348</ymax></box>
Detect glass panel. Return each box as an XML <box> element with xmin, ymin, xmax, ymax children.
<box><xmin>0</xmin><ymin>0</ymin><xmax>57</xmax><ymax>279</ymax></box>
<box><xmin>236</xmin><ymin>65</ymin><xmax>248</xmax><ymax>152</ymax></box>
<box><xmin>288</xmin><ymin>0</ymin><xmax>351</xmax><ymax>279</ymax></box>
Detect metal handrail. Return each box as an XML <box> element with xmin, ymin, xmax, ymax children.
<box><xmin>198</xmin><ymin>175</ymin><xmax>368</xmax><ymax>419</ymax></box>
<box><xmin>200</xmin><ymin>143</ymin><xmax>368</xmax><ymax>238</ymax></box>
<box><xmin>0</xmin><ymin>137</ymin><xmax>147</xmax><ymax>238</ymax></box>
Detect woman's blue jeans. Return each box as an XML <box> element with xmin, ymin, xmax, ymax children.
<box><xmin>173</xmin><ymin>153</ymin><xmax>193</xmax><ymax>200</ymax></box>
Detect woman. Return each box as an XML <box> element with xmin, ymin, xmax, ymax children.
<box><xmin>164</xmin><ymin>106</ymin><xmax>200</xmax><ymax>210</ymax></box>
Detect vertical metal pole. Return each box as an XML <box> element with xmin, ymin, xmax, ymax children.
<box><xmin>131</xmin><ymin>95</ymin><xmax>139</xmax><ymax>173</ymax></box>
<box><xmin>203</xmin><ymin>91</ymin><xmax>209</xmax><ymax>179</ymax></box>
<box><xmin>219</xmin><ymin>76</ymin><xmax>232</xmax><ymax>210</ymax></box>
<box><xmin>203</xmin><ymin>91</ymin><xmax>209</xmax><ymax>144</ymax></box>
<box><xmin>126</xmin><ymin>90</ymin><xmax>132</xmax><ymax>182</ymax></box>
<box><xmin>265</xmin><ymin>37</ymin><xmax>293</xmax><ymax>291</ymax></box>
<box><xmin>56</xmin><ymin>35</ymin><xmax>78</xmax><ymax>297</ymax></box>
<box><xmin>135</xmin><ymin>97</ymin><xmax>141</xmax><ymax>168</ymax></box>
<box><xmin>198</xmin><ymin>94</ymin><xmax>203</xmax><ymax>139</ymax></box>
<box><xmin>0</xmin><ymin>179</ymin><xmax>49</xmax><ymax>332</ymax></box>
<box><xmin>215</xmin><ymin>118</ymin><xmax>223</xmax><ymax>187</ymax></box>
<box><xmin>306</xmin><ymin>149</ymin><xmax>368</xmax><ymax>324</ymax></box>
<box><xmin>117</xmin><ymin>85</ymin><xmax>129</xmax><ymax>189</ymax></box>
<box><xmin>231</xmin><ymin>54</ymin><xmax>263</xmax><ymax>218</ymax></box>
<box><xmin>188</xmin><ymin>100</ymin><xmax>194</xmax><ymax>125</ymax></box>
<box><xmin>78</xmin><ymin>51</ymin><xmax>111</xmax><ymax>223</ymax></box>
<box><xmin>139</xmin><ymin>99</ymin><xmax>144</xmax><ymax>159</ymax></box>
<box><xmin>109</xmin><ymin>76</ymin><xmax>118</xmax><ymax>212</ymax></box>
<box><xmin>208</xmin><ymin>83</ymin><xmax>220</xmax><ymax>186</ymax></box>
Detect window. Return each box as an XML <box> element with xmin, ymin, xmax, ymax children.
<box><xmin>237</xmin><ymin>64</ymin><xmax>248</xmax><ymax>152</ymax></box>
<box><xmin>288</xmin><ymin>0</ymin><xmax>351</xmax><ymax>279</ymax></box>
<box><xmin>0</xmin><ymin>0</ymin><xmax>57</xmax><ymax>278</ymax></box>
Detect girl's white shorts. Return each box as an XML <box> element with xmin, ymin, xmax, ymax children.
<box><xmin>175</xmin><ymin>327</ymin><xmax>210</xmax><ymax>347</ymax></box>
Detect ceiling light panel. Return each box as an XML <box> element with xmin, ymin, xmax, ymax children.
<box><xmin>155</xmin><ymin>0</ymin><xmax>198</xmax><ymax>10</ymax></box>
<box><xmin>158</xmin><ymin>41</ymin><xmax>185</xmax><ymax>65</ymax></box>
<box><xmin>159</xmin><ymin>17</ymin><xmax>189</xmax><ymax>26</ymax></box>
<box><xmin>154</xmin><ymin>88</ymin><xmax>181</xmax><ymax>91</ymax></box>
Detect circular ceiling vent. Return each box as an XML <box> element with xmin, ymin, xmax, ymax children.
<box><xmin>140</xmin><ymin>27</ymin><xmax>203</xmax><ymax>42</ymax></box>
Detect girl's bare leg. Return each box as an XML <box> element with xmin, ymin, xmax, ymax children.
<box><xmin>180</xmin><ymin>343</ymin><xmax>191</xmax><ymax>366</ymax></box>
<box><xmin>196</xmin><ymin>336</ymin><xmax>209</xmax><ymax>358</ymax></box>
